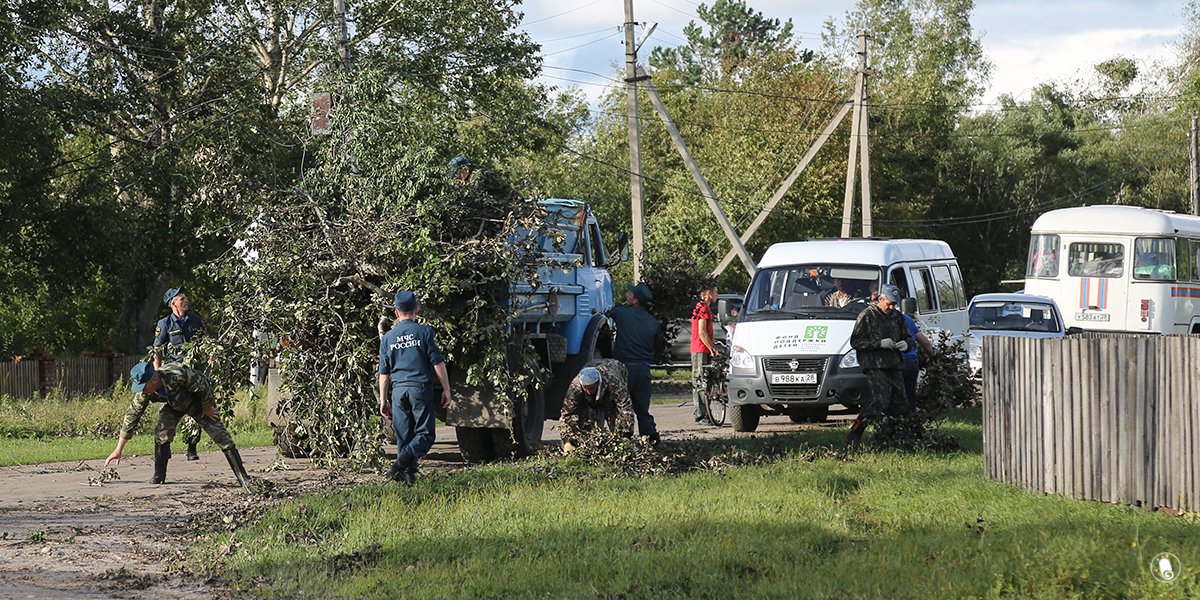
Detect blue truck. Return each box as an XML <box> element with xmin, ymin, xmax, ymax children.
<box><xmin>445</xmin><ymin>198</ymin><xmax>626</xmax><ymax>461</ymax></box>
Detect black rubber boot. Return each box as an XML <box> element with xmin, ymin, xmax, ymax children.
<box><xmin>845</xmin><ymin>418</ymin><xmax>867</xmax><ymax>449</ymax></box>
<box><xmin>390</xmin><ymin>452</ymin><xmax>416</xmax><ymax>486</ymax></box>
<box><xmin>185</xmin><ymin>435</ymin><xmax>200</xmax><ymax>461</ymax></box>
<box><xmin>151</xmin><ymin>442</ymin><xmax>170</xmax><ymax>484</ymax></box>
<box><xmin>222</xmin><ymin>447</ymin><xmax>254</xmax><ymax>488</ymax></box>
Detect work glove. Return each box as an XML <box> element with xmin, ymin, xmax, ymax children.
<box><xmin>895</xmin><ymin>340</ymin><xmax>909</xmax><ymax>352</ymax></box>
<box><xmin>879</xmin><ymin>338</ymin><xmax>896</xmax><ymax>350</ymax></box>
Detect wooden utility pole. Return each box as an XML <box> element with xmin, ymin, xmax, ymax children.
<box><xmin>624</xmin><ymin>0</ymin><xmax>647</xmax><ymax>281</ymax></box>
<box><xmin>639</xmin><ymin>68</ymin><xmax>756</xmax><ymax>276</ymax></box>
<box><xmin>1191</xmin><ymin>116</ymin><xmax>1198</xmax><ymax>216</ymax></box>
<box><xmin>713</xmin><ymin>102</ymin><xmax>852</xmax><ymax>276</ymax></box>
<box><xmin>840</xmin><ymin>32</ymin><xmax>871</xmax><ymax>238</ymax></box>
<box><xmin>333</xmin><ymin>0</ymin><xmax>352</xmax><ymax>73</ymax></box>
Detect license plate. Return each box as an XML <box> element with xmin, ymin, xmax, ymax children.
<box><xmin>771</xmin><ymin>373</ymin><xmax>817</xmax><ymax>384</ymax></box>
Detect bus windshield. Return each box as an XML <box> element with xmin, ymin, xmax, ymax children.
<box><xmin>744</xmin><ymin>264</ymin><xmax>880</xmax><ymax>320</ymax></box>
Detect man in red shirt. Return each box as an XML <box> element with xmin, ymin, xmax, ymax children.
<box><xmin>691</xmin><ymin>284</ymin><xmax>720</xmax><ymax>425</ymax></box>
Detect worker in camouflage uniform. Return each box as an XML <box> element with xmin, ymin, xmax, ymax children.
<box><xmin>153</xmin><ymin>287</ymin><xmax>206</xmax><ymax>461</ymax></box>
<box><xmin>559</xmin><ymin>359</ymin><xmax>636</xmax><ymax>454</ymax></box>
<box><xmin>105</xmin><ymin>362</ymin><xmax>253</xmax><ymax>487</ymax></box>
<box><xmin>846</xmin><ymin>284</ymin><xmax>914</xmax><ymax>448</ymax></box>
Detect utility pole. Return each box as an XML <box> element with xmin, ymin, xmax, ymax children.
<box><xmin>333</xmin><ymin>0</ymin><xmax>352</xmax><ymax>73</ymax></box>
<box><xmin>640</xmin><ymin>69</ymin><xmax>756</xmax><ymax>276</ymax></box>
<box><xmin>624</xmin><ymin>0</ymin><xmax>647</xmax><ymax>281</ymax></box>
<box><xmin>840</xmin><ymin>32</ymin><xmax>871</xmax><ymax>238</ymax></box>
<box><xmin>1191</xmin><ymin>116</ymin><xmax>1198</xmax><ymax>216</ymax></box>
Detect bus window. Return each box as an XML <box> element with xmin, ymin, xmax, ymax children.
<box><xmin>1192</xmin><ymin>240</ymin><xmax>1200</xmax><ymax>281</ymax></box>
<box><xmin>1176</xmin><ymin>238</ymin><xmax>1192</xmax><ymax>283</ymax></box>
<box><xmin>950</xmin><ymin>265</ymin><xmax>966</xmax><ymax>308</ymax></box>
<box><xmin>1026</xmin><ymin>234</ymin><xmax>1060</xmax><ymax>278</ymax></box>
<box><xmin>1133</xmin><ymin>238</ymin><xmax>1176</xmax><ymax>281</ymax></box>
<box><xmin>932</xmin><ymin>265</ymin><xmax>959</xmax><ymax>310</ymax></box>
<box><xmin>1068</xmin><ymin>242</ymin><xmax>1124</xmax><ymax>278</ymax></box>
<box><xmin>911</xmin><ymin>267</ymin><xmax>935</xmax><ymax>313</ymax></box>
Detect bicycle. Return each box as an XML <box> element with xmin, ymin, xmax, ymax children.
<box><xmin>702</xmin><ymin>344</ymin><xmax>730</xmax><ymax>426</ymax></box>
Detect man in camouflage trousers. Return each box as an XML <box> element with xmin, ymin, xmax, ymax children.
<box><xmin>846</xmin><ymin>284</ymin><xmax>914</xmax><ymax>448</ymax></box>
<box><xmin>105</xmin><ymin>362</ymin><xmax>253</xmax><ymax>487</ymax></box>
<box><xmin>153</xmin><ymin>287</ymin><xmax>207</xmax><ymax>461</ymax></box>
<box><xmin>559</xmin><ymin>359</ymin><xmax>636</xmax><ymax>454</ymax></box>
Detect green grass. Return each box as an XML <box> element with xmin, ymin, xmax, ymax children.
<box><xmin>202</xmin><ymin>408</ymin><xmax>1200</xmax><ymax>599</ymax></box>
<box><xmin>0</xmin><ymin>386</ymin><xmax>274</xmax><ymax>466</ymax></box>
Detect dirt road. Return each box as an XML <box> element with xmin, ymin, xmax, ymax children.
<box><xmin>0</xmin><ymin>399</ymin><xmax>849</xmax><ymax>599</ymax></box>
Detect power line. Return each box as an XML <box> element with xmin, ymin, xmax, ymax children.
<box><xmin>521</xmin><ymin>0</ymin><xmax>606</xmax><ymax>27</ymax></box>
<box><xmin>543</xmin><ymin>30</ymin><xmax>623</xmax><ymax>57</ymax></box>
<box><xmin>538</xmin><ymin>27</ymin><xmax>618</xmax><ymax>44</ymax></box>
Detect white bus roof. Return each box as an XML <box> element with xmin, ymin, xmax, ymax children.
<box><xmin>757</xmin><ymin>239</ymin><xmax>956</xmax><ymax>269</ymax></box>
<box><xmin>1031</xmin><ymin>205</ymin><xmax>1200</xmax><ymax>237</ymax></box>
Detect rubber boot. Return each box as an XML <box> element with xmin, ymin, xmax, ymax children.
<box><xmin>390</xmin><ymin>452</ymin><xmax>416</xmax><ymax>486</ymax></box>
<box><xmin>222</xmin><ymin>447</ymin><xmax>254</xmax><ymax>488</ymax></box>
<box><xmin>185</xmin><ymin>435</ymin><xmax>200</xmax><ymax>461</ymax></box>
<box><xmin>845</xmin><ymin>418</ymin><xmax>867</xmax><ymax>449</ymax></box>
<box><xmin>151</xmin><ymin>442</ymin><xmax>170</xmax><ymax>484</ymax></box>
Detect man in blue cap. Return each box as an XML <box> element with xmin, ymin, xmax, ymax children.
<box><xmin>606</xmin><ymin>282</ymin><xmax>663</xmax><ymax>445</ymax></box>
<box><xmin>153</xmin><ymin>287</ymin><xmax>207</xmax><ymax>461</ymax></box>
<box><xmin>105</xmin><ymin>362</ymin><xmax>253</xmax><ymax>487</ymax></box>
<box><xmin>846</xmin><ymin>284</ymin><xmax>915</xmax><ymax>448</ymax></box>
<box><xmin>449</xmin><ymin>155</ymin><xmax>473</xmax><ymax>181</ymax></box>
<box><xmin>378</xmin><ymin>290</ymin><xmax>454</xmax><ymax>485</ymax></box>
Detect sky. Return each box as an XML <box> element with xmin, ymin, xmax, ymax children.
<box><xmin>516</xmin><ymin>0</ymin><xmax>1186</xmax><ymax>107</ymax></box>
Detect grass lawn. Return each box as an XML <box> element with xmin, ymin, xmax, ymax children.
<box><xmin>202</xmin><ymin>408</ymin><xmax>1200</xmax><ymax>599</ymax></box>
<box><xmin>0</xmin><ymin>386</ymin><xmax>275</xmax><ymax>466</ymax></box>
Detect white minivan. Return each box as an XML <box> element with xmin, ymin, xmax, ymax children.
<box><xmin>726</xmin><ymin>239</ymin><xmax>968</xmax><ymax>432</ymax></box>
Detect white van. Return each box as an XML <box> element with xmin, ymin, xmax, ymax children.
<box><xmin>726</xmin><ymin>239</ymin><xmax>968</xmax><ymax>432</ymax></box>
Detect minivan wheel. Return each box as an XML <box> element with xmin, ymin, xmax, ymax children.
<box><xmin>730</xmin><ymin>404</ymin><xmax>760</xmax><ymax>432</ymax></box>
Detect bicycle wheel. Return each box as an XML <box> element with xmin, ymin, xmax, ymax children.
<box><xmin>706</xmin><ymin>380</ymin><xmax>728</xmax><ymax>426</ymax></box>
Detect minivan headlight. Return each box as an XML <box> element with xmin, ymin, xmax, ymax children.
<box><xmin>839</xmin><ymin>350</ymin><xmax>859</xmax><ymax>369</ymax></box>
<box><xmin>729</xmin><ymin>345</ymin><xmax>757</xmax><ymax>376</ymax></box>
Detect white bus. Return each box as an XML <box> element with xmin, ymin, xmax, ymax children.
<box><xmin>1023</xmin><ymin>205</ymin><xmax>1200</xmax><ymax>334</ymax></box>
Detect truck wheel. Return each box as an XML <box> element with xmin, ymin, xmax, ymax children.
<box><xmin>730</xmin><ymin>404</ymin><xmax>760</xmax><ymax>432</ymax></box>
<box><xmin>510</xmin><ymin>388</ymin><xmax>545</xmax><ymax>457</ymax></box>
<box><xmin>273</xmin><ymin>425</ymin><xmax>309</xmax><ymax>458</ymax></box>
<box><xmin>456</xmin><ymin>426</ymin><xmax>497</xmax><ymax>463</ymax></box>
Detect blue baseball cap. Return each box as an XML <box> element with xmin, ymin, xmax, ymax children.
<box><xmin>448</xmin><ymin>156</ymin><xmax>471</xmax><ymax>170</ymax></box>
<box><xmin>626</xmin><ymin>283</ymin><xmax>654</xmax><ymax>305</ymax></box>
<box><xmin>878</xmin><ymin>284</ymin><xmax>902</xmax><ymax>303</ymax></box>
<box><xmin>129</xmin><ymin>362</ymin><xmax>157</xmax><ymax>392</ymax></box>
<box><xmin>394</xmin><ymin>290</ymin><xmax>418</xmax><ymax>312</ymax></box>
<box><xmin>163</xmin><ymin>287</ymin><xmax>184</xmax><ymax>307</ymax></box>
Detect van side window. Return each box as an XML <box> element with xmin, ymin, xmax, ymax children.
<box><xmin>1192</xmin><ymin>240</ymin><xmax>1200</xmax><ymax>281</ymax></box>
<box><xmin>932</xmin><ymin>265</ymin><xmax>959</xmax><ymax>310</ymax></box>
<box><xmin>911</xmin><ymin>267</ymin><xmax>935</xmax><ymax>313</ymax></box>
<box><xmin>1176</xmin><ymin>237</ymin><xmax>1191</xmax><ymax>283</ymax></box>
<box><xmin>949</xmin><ymin>265</ymin><xmax>966</xmax><ymax>309</ymax></box>
<box><xmin>889</xmin><ymin>268</ymin><xmax>910</xmax><ymax>299</ymax></box>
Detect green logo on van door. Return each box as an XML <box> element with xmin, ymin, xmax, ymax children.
<box><xmin>804</xmin><ymin>326</ymin><xmax>828</xmax><ymax>341</ymax></box>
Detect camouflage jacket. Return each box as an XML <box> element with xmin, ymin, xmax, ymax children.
<box><xmin>559</xmin><ymin>358</ymin><xmax>635</xmax><ymax>444</ymax></box>
<box><xmin>850</xmin><ymin>305</ymin><xmax>914</xmax><ymax>370</ymax></box>
<box><xmin>119</xmin><ymin>363</ymin><xmax>214</xmax><ymax>439</ymax></box>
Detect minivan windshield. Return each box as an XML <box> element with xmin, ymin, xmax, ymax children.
<box><xmin>744</xmin><ymin>264</ymin><xmax>881</xmax><ymax>320</ymax></box>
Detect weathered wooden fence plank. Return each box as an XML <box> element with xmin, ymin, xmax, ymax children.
<box><xmin>984</xmin><ymin>335</ymin><xmax>1199</xmax><ymax>512</ymax></box>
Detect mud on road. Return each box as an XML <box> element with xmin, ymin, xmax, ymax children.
<box><xmin>0</xmin><ymin>400</ymin><xmax>848</xmax><ymax>599</ymax></box>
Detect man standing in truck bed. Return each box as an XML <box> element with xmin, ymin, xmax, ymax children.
<box><xmin>607</xmin><ymin>282</ymin><xmax>662</xmax><ymax>445</ymax></box>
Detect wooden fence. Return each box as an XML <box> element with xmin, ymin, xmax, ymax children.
<box><xmin>0</xmin><ymin>355</ymin><xmax>141</xmax><ymax>399</ymax></box>
<box><xmin>982</xmin><ymin>335</ymin><xmax>1199</xmax><ymax>512</ymax></box>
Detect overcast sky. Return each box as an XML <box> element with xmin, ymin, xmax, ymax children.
<box><xmin>518</xmin><ymin>0</ymin><xmax>1186</xmax><ymax>106</ymax></box>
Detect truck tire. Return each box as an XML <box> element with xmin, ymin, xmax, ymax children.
<box><xmin>510</xmin><ymin>387</ymin><xmax>545</xmax><ymax>457</ymax></box>
<box><xmin>456</xmin><ymin>426</ymin><xmax>498</xmax><ymax>463</ymax></box>
<box><xmin>273</xmin><ymin>425</ymin><xmax>310</xmax><ymax>458</ymax></box>
<box><xmin>730</xmin><ymin>404</ymin><xmax>760</xmax><ymax>432</ymax></box>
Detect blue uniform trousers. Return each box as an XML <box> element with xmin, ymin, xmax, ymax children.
<box><xmin>622</xmin><ymin>361</ymin><xmax>658</xmax><ymax>438</ymax></box>
<box><xmin>391</xmin><ymin>385</ymin><xmax>437</xmax><ymax>467</ymax></box>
